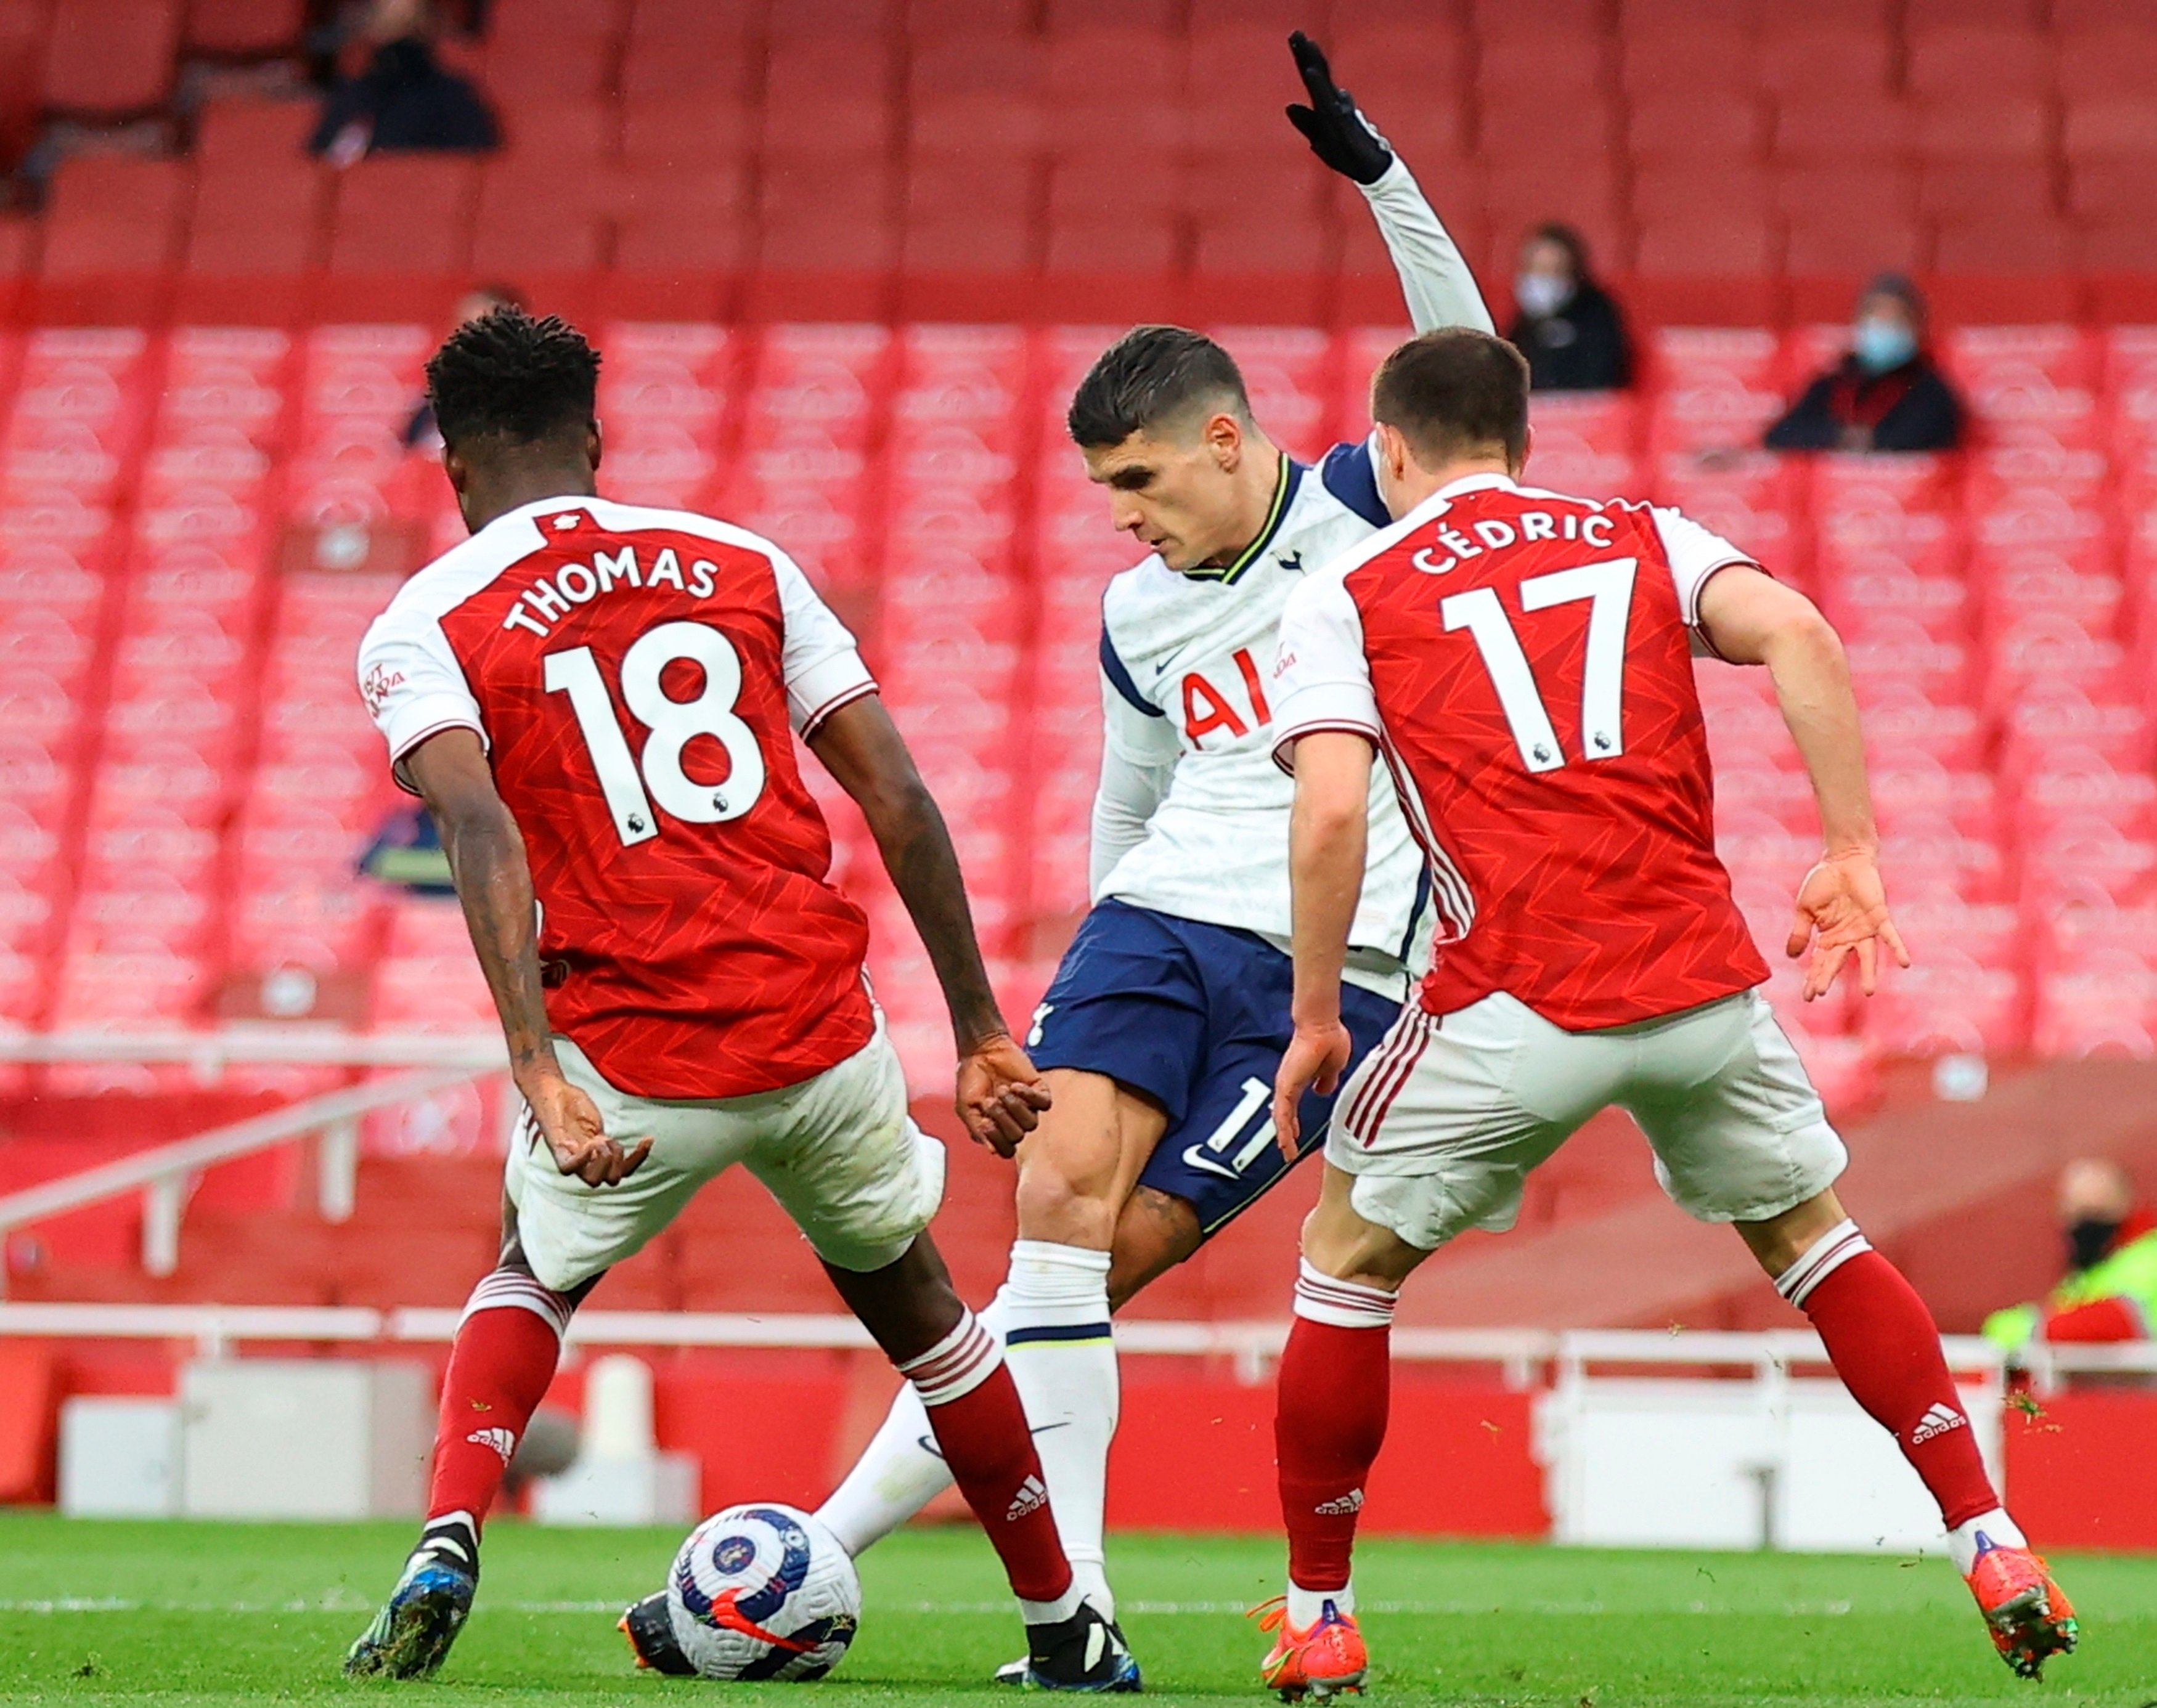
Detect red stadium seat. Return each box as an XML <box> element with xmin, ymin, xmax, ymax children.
<box><xmin>1474</xmin><ymin>0</ymin><xmax>1602</xmax><ymax>37</ymax></box>
<box><xmin>470</xmin><ymin>160</ymin><xmax>607</xmax><ymax>275</ymax></box>
<box><xmin>184</xmin><ymin>0</ymin><xmax>303</xmax><ymax>55</ymax></box>
<box><xmin>1862</xmin><ymin>954</ymin><xmax>2025</xmax><ymax>1055</ymax></box>
<box><xmin>483</xmin><ymin>9</ymin><xmax>616</xmax><ymax>102</ymax></box>
<box><xmin>2069</xmin><ymin>158</ymin><xmax>2157</xmax><ymax>226</ymax></box>
<box><xmin>1777</xmin><ymin>166</ymin><xmax>1920</xmax><ymax>276</ymax></box>
<box><xmin>1479</xmin><ymin>91</ymin><xmax>1617</xmax><ymax>166</ymax></box>
<box><xmin>36</xmin><ymin>157</ymin><xmax>189</xmax><ymax>277</ymax></box>
<box><xmin>1916</xmin><ymin>91</ymin><xmax>2051</xmax><ymax>163</ymax></box>
<box><xmin>2055</xmin><ymin>25</ymin><xmax>2157</xmax><ymax>97</ymax></box>
<box><xmin>1906</xmin><ymin>26</ymin><xmax>2052</xmax><ymax>94</ymax></box>
<box><xmin>41</xmin><ymin>0</ymin><xmax>176</xmax><ymax>115</ymax></box>
<box><xmin>1629</xmin><ymin>92</ymin><xmax>1767</xmax><ymax>165</ymax></box>
<box><xmin>1923</xmin><ymin>163</ymin><xmax>2052</xmax><ymax>227</ymax></box>
<box><xmin>2063</xmin><ymin>94</ymin><xmax>2157</xmax><ymax>163</ymax></box>
<box><xmin>907</xmin><ymin>0</ymin><xmax>1032</xmax><ymax>35</ymax></box>
<box><xmin>325</xmin><ymin>157</ymin><xmax>478</xmax><ymax>275</ymax></box>
<box><xmin>1870</xmin><ymin>744</ymin><xmax>1999</xmax><ymax>838</ymax></box>
<box><xmin>1633</xmin><ymin>216</ymin><xmax>1776</xmax><ymax>282</ymax></box>
<box><xmin>1771</xmin><ymin>89</ymin><xmax>1913</xmax><ymax>162</ymax></box>
<box><xmin>1478</xmin><ymin>32</ymin><xmax>1608</xmax><ymax>97</ymax></box>
<box><xmin>1044</xmin><ymin>26</ymin><xmax>1185</xmax><ymax>150</ymax></box>
<box><xmin>767</xmin><ymin>0</ymin><xmax>893</xmax><ymax>38</ymax></box>
<box><xmin>186</xmin><ymin>151</ymin><xmax>322</xmax><ymax>282</ymax></box>
<box><xmin>1618</xmin><ymin>23</ymin><xmax>1752</xmax><ymax>100</ymax></box>
<box><xmin>1755</xmin><ymin>26</ymin><xmax>1894</xmax><ymax>98</ymax></box>
<box><xmin>1042</xmin><ymin>0</ymin><xmax>1175</xmax><ymax>26</ymax></box>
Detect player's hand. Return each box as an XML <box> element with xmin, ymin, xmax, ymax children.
<box><xmin>1786</xmin><ymin>848</ymin><xmax>1911</xmax><ymax>1000</ymax></box>
<box><xmin>956</xmin><ymin>1034</ymin><xmax>1053</xmax><ymax>1158</ymax></box>
<box><xmin>523</xmin><ymin>1069</ymin><xmax>653</xmax><ymax>1187</ymax></box>
<box><xmin>1285</xmin><ymin>31</ymin><xmax>1395</xmax><ymax>185</ymax></box>
<box><xmin>1273</xmin><ymin>1019</ymin><xmax>1353</xmax><ymax>1160</ymax></box>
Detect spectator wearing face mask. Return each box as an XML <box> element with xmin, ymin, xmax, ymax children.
<box><xmin>1983</xmin><ymin>1158</ymin><xmax>2157</xmax><ymax>1360</ymax></box>
<box><xmin>311</xmin><ymin>0</ymin><xmax>500</xmax><ymax>166</ymax></box>
<box><xmin>1766</xmin><ymin>273</ymin><xmax>1963</xmax><ymax>453</ymax></box>
<box><xmin>1506</xmin><ymin>223</ymin><xmax>1632</xmax><ymax>392</ymax></box>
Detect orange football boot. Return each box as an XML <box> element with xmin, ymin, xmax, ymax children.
<box><xmin>1965</xmin><ymin>1535</ymin><xmax>2079</xmax><ymax>1680</ymax></box>
<box><xmin>1252</xmin><ymin>1595</ymin><xmax>1368</xmax><ymax>1701</ymax></box>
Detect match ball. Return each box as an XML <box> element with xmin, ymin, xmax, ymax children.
<box><xmin>667</xmin><ymin>1503</ymin><xmax>861</xmax><ymax>1681</ymax></box>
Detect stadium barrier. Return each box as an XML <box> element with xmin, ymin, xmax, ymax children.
<box><xmin>0</xmin><ymin>1054</ymin><xmax>502</xmax><ymax>1294</ymax></box>
<box><xmin>4</xmin><ymin>1303</ymin><xmax>2150</xmax><ymax>1548</ymax></box>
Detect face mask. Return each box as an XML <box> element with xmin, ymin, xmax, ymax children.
<box><xmin>2068</xmin><ymin>1217</ymin><xmax>2122</xmax><ymax>1272</ymax></box>
<box><xmin>1853</xmin><ymin>319</ymin><xmax>1917</xmax><ymax>374</ymax></box>
<box><xmin>1515</xmin><ymin>272</ymin><xmax>1572</xmax><ymax>320</ymax></box>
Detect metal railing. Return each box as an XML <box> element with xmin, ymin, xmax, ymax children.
<box><xmin>0</xmin><ymin>1301</ymin><xmax>2118</xmax><ymax>1389</ymax></box>
<box><xmin>0</xmin><ymin>1028</ymin><xmax>500</xmax><ymax>1073</ymax></box>
<box><xmin>0</xmin><ymin>1065</ymin><xmax>500</xmax><ymax>1296</ymax></box>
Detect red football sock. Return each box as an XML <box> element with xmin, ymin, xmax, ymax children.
<box><xmin>427</xmin><ymin>1270</ymin><xmax>571</xmax><ymax>1531</ymax></box>
<box><xmin>1778</xmin><ymin>1224</ymin><xmax>1999</xmax><ymax>1531</ymax></box>
<box><xmin>1276</xmin><ymin>1263</ymin><xmax>1397</xmax><ymax>1595</ymax></box>
<box><xmin>900</xmin><ymin>1310</ymin><xmax>1073</xmax><ymax>1608</ymax></box>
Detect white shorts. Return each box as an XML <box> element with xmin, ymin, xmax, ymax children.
<box><xmin>1329</xmin><ymin>988</ymin><xmax>1846</xmax><ymax>1252</ymax></box>
<box><xmin>505</xmin><ymin>1013</ymin><xmax>947</xmax><ymax>1294</ymax></box>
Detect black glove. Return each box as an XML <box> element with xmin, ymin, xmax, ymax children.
<box><xmin>1285</xmin><ymin>30</ymin><xmax>1394</xmax><ymax>185</ymax></box>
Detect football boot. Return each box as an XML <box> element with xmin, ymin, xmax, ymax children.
<box><xmin>1253</xmin><ymin>1595</ymin><xmax>1368</xmax><ymax>1701</ymax></box>
<box><xmin>344</xmin><ymin>1521</ymin><xmax>479</xmax><ymax>1682</ymax></box>
<box><xmin>1965</xmin><ymin>1535</ymin><xmax>2078</xmax><ymax>1680</ymax></box>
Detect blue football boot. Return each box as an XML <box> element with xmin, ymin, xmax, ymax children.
<box><xmin>344</xmin><ymin>1518</ymin><xmax>479</xmax><ymax>1681</ymax></box>
<box><xmin>995</xmin><ymin>1601</ymin><xmax>1143</xmax><ymax>1692</ymax></box>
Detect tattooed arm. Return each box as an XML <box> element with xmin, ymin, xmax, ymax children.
<box><xmin>402</xmin><ymin>728</ymin><xmax>650</xmax><ymax>1186</ymax></box>
<box><xmin>807</xmin><ymin>694</ymin><xmax>1051</xmax><ymax>1156</ymax></box>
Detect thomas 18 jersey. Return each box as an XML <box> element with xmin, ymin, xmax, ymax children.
<box><xmin>1271</xmin><ymin>472</ymin><xmax>1771</xmax><ymax>1030</ymax></box>
<box><xmin>357</xmin><ymin>495</ymin><xmax>879</xmax><ymax>1100</ymax></box>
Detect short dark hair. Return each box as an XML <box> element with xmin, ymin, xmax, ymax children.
<box><xmin>1067</xmin><ymin>325</ymin><xmax>1251</xmax><ymax>449</ymax></box>
<box><xmin>1526</xmin><ymin>221</ymin><xmax>1592</xmax><ymax>280</ymax></box>
<box><xmin>425</xmin><ymin>306</ymin><xmax>600</xmax><ymax>449</ymax></box>
<box><xmin>1370</xmin><ymin>328</ymin><xmax>1531</xmax><ymax>468</ymax></box>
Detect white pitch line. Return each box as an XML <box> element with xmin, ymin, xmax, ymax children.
<box><xmin>0</xmin><ymin>1595</ymin><xmax>1859</xmax><ymax>1618</ymax></box>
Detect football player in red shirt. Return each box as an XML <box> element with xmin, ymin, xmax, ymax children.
<box><xmin>345</xmin><ymin>309</ymin><xmax>1133</xmax><ymax>1690</ymax></box>
<box><xmin>1258</xmin><ymin>330</ymin><xmax>2074</xmax><ymax>1693</ymax></box>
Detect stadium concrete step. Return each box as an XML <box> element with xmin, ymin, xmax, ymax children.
<box><xmin>4</xmin><ymin>1099</ymin><xmax>1016</xmax><ymax>1316</ymax></box>
<box><xmin>1388</xmin><ymin>1055</ymin><xmax>2157</xmax><ymax>1336</ymax></box>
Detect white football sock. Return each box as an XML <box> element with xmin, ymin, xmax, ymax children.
<box><xmin>1288</xmin><ymin>1579</ymin><xmax>1355</xmax><ymax>1627</ymax></box>
<box><xmin>1948</xmin><ymin>1507</ymin><xmax>2028</xmax><ymax>1576</ymax></box>
<box><xmin>1001</xmin><ymin>1240</ymin><xmax>1117</xmax><ymax>1619</ymax></box>
<box><xmin>816</xmin><ymin>1293</ymin><xmax>1014</xmax><ymax>1557</ymax></box>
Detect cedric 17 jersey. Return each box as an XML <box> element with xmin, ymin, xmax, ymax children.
<box><xmin>357</xmin><ymin>495</ymin><xmax>879</xmax><ymax>1099</ymax></box>
<box><xmin>1271</xmin><ymin>472</ymin><xmax>1771</xmax><ymax>1031</ymax></box>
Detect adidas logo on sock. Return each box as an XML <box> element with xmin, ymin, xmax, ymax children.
<box><xmin>466</xmin><ymin>1426</ymin><xmax>518</xmax><ymax>1464</ymax></box>
<box><xmin>1314</xmin><ymin>1489</ymin><xmax>1365</xmax><ymax>1516</ymax></box>
<box><xmin>1006</xmin><ymin>1474</ymin><xmax>1048</xmax><ymax>1521</ymax></box>
<box><xmin>1910</xmin><ymin>1404</ymin><xmax>1967</xmax><ymax>1446</ymax></box>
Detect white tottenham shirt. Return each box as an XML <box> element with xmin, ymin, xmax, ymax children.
<box><xmin>1088</xmin><ymin>155</ymin><xmax>1493</xmax><ymax>999</ymax></box>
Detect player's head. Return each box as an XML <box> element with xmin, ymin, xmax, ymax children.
<box><xmin>1852</xmin><ymin>271</ymin><xmax>1926</xmax><ymax>375</ymax></box>
<box><xmin>425</xmin><ymin>306</ymin><xmax>603</xmax><ymax>532</ymax></box>
<box><xmin>1366</xmin><ymin>328</ymin><xmax>1531</xmax><ymax>521</ymax></box>
<box><xmin>1067</xmin><ymin>325</ymin><xmax>1273</xmax><ymax>573</ymax></box>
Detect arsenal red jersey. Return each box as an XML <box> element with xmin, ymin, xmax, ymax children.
<box><xmin>357</xmin><ymin>495</ymin><xmax>878</xmax><ymax>1099</ymax></box>
<box><xmin>1271</xmin><ymin>473</ymin><xmax>1770</xmax><ymax>1030</ymax></box>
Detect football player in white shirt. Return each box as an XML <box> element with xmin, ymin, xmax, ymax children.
<box><xmin>809</xmin><ymin>35</ymin><xmax>1495</xmax><ymax>1678</ymax></box>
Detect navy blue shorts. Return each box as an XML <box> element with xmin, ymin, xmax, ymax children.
<box><xmin>1024</xmin><ymin>898</ymin><xmax>1403</xmax><ymax>1237</ymax></box>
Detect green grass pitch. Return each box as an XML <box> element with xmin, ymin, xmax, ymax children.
<box><xmin>0</xmin><ymin>1513</ymin><xmax>2153</xmax><ymax>1706</ymax></box>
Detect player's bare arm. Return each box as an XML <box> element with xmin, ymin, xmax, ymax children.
<box><xmin>1273</xmin><ymin>731</ymin><xmax>1375</xmax><ymax>1157</ymax></box>
<box><xmin>807</xmin><ymin>694</ymin><xmax>1051</xmax><ymax>1157</ymax></box>
<box><xmin>401</xmin><ymin>726</ymin><xmax>651</xmax><ymax>1188</ymax></box>
<box><xmin>1696</xmin><ymin>566</ymin><xmax>1912</xmax><ymax>1001</ymax></box>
